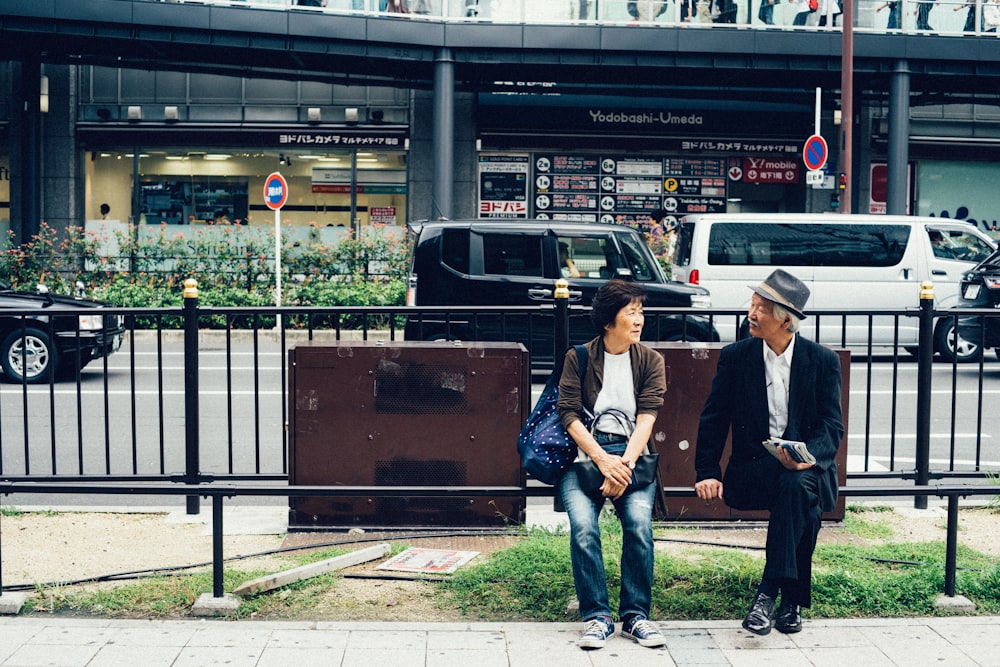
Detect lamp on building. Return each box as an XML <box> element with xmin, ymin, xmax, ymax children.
<box><xmin>164</xmin><ymin>105</ymin><xmax>179</xmax><ymax>122</ymax></box>
<box><xmin>39</xmin><ymin>75</ymin><xmax>49</xmax><ymax>114</ymax></box>
<box><xmin>345</xmin><ymin>107</ymin><xmax>359</xmax><ymax>123</ymax></box>
<box><xmin>97</xmin><ymin>108</ymin><xmax>112</xmax><ymax>121</ymax></box>
<box><xmin>370</xmin><ymin>109</ymin><xmax>384</xmax><ymax>122</ymax></box>
<box><xmin>307</xmin><ymin>107</ymin><xmax>322</xmax><ymax>124</ymax></box>
<box><xmin>279</xmin><ymin>153</ymin><xmax>286</xmax><ymax>165</ymax></box>
<box><xmin>127</xmin><ymin>105</ymin><xmax>143</xmax><ymax>122</ymax></box>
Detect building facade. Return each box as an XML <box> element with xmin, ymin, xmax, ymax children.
<box><xmin>2</xmin><ymin>1</ymin><xmax>1000</xmax><ymax>249</ymax></box>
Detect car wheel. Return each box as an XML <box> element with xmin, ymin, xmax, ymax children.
<box><xmin>1</xmin><ymin>327</ymin><xmax>58</xmax><ymax>383</ymax></box>
<box><xmin>934</xmin><ymin>320</ymin><xmax>982</xmax><ymax>363</ymax></box>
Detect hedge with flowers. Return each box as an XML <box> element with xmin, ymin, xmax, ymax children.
<box><xmin>0</xmin><ymin>222</ymin><xmax>408</xmax><ymax>328</ymax></box>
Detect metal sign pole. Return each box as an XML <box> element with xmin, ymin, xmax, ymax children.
<box><xmin>275</xmin><ymin>208</ymin><xmax>282</xmax><ymax>309</ymax></box>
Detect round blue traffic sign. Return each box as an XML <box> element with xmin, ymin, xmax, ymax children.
<box><xmin>263</xmin><ymin>172</ymin><xmax>289</xmax><ymax>210</ymax></box>
<box><xmin>802</xmin><ymin>135</ymin><xmax>828</xmax><ymax>172</ymax></box>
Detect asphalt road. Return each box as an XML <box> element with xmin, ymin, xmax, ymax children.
<box><xmin>2</xmin><ymin>335</ymin><xmax>998</xmax><ymax>508</ymax></box>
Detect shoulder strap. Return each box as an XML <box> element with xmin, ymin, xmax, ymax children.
<box><xmin>574</xmin><ymin>344</ymin><xmax>588</xmax><ymax>386</ymax></box>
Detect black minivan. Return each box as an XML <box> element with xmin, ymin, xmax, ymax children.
<box><xmin>957</xmin><ymin>247</ymin><xmax>1000</xmax><ymax>361</ymax></box>
<box><xmin>404</xmin><ymin>219</ymin><xmax>718</xmax><ymax>371</ymax></box>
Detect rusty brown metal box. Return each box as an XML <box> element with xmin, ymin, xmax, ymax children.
<box><xmin>288</xmin><ymin>341</ymin><xmax>529</xmax><ymax>529</ymax></box>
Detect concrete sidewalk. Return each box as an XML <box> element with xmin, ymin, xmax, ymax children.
<box><xmin>0</xmin><ymin>615</ymin><xmax>997</xmax><ymax>666</ymax></box>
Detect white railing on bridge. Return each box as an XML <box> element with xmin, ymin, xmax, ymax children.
<box><xmin>165</xmin><ymin>0</ymin><xmax>1000</xmax><ymax>37</ymax></box>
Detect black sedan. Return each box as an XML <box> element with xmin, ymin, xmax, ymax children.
<box><xmin>956</xmin><ymin>249</ymin><xmax>1000</xmax><ymax>361</ymax></box>
<box><xmin>0</xmin><ymin>282</ymin><xmax>125</xmax><ymax>383</ymax></box>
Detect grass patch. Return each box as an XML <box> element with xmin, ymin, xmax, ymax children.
<box><xmin>841</xmin><ymin>511</ymin><xmax>895</xmax><ymax>540</ymax></box>
<box><xmin>17</xmin><ymin>514</ymin><xmax>1000</xmax><ymax>622</ymax></box>
<box><xmin>443</xmin><ymin>518</ymin><xmax>1000</xmax><ymax>621</ymax></box>
<box><xmin>1</xmin><ymin>507</ymin><xmax>58</xmax><ymax>517</ymax></box>
<box><xmin>847</xmin><ymin>503</ymin><xmax>895</xmax><ymax>514</ymax></box>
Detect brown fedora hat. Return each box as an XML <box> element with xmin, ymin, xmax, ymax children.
<box><xmin>748</xmin><ymin>269</ymin><xmax>809</xmax><ymax>320</ymax></box>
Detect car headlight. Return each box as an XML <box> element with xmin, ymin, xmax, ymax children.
<box><xmin>984</xmin><ymin>276</ymin><xmax>1000</xmax><ymax>290</ymax></box>
<box><xmin>79</xmin><ymin>314</ymin><xmax>103</xmax><ymax>331</ymax></box>
<box><xmin>690</xmin><ymin>293</ymin><xmax>712</xmax><ymax>309</ymax></box>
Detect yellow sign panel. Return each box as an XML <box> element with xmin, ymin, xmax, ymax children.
<box><xmin>664</xmin><ymin>177</ymin><xmax>679</xmax><ymax>193</ymax></box>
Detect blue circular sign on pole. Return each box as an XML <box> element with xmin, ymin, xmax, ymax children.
<box><xmin>263</xmin><ymin>172</ymin><xmax>289</xmax><ymax>210</ymax></box>
<box><xmin>803</xmin><ymin>135</ymin><xmax>828</xmax><ymax>172</ymax></box>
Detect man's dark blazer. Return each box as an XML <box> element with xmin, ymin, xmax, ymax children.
<box><xmin>694</xmin><ymin>334</ymin><xmax>845</xmax><ymax>513</ymax></box>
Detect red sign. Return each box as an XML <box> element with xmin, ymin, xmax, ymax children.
<box><xmin>803</xmin><ymin>134</ymin><xmax>828</xmax><ymax>171</ymax></box>
<box><xmin>742</xmin><ymin>158</ymin><xmax>799</xmax><ymax>184</ymax></box>
<box><xmin>263</xmin><ymin>172</ymin><xmax>288</xmax><ymax>210</ymax></box>
<box><xmin>479</xmin><ymin>201</ymin><xmax>528</xmax><ymax>217</ymax></box>
<box><xmin>370</xmin><ymin>206</ymin><xmax>396</xmax><ymax>225</ymax></box>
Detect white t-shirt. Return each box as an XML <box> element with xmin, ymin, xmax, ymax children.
<box><xmin>592</xmin><ymin>351</ymin><xmax>636</xmax><ymax>436</ymax></box>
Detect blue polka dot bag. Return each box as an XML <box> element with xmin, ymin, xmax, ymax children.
<box><xmin>517</xmin><ymin>346</ymin><xmax>588</xmax><ymax>485</ymax></box>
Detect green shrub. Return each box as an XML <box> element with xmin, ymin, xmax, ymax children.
<box><xmin>2</xmin><ymin>222</ymin><xmax>412</xmax><ymax>327</ymax></box>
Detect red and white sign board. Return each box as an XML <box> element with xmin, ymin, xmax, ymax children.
<box><xmin>480</xmin><ymin>200</ymin><xmax>528</xmax><ymax>217</ymax></box>
<box><xmin>742</xmin><ymin>158</ymin><xmax>799</xmax><ymax>184</ymax></box>
<box><xmin>370</xmin><ymin>206</ymin><xmax>396</xmax><ymax>225</ymax></box>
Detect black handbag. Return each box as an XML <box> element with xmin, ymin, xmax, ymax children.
<box><xmin>573</xmin><ymin>452</ymin><xmax>660</xmax><ymax>492</ymax></box>
<box><xmin>572</xmin><ymin>408</ymin><xmax>660</xmax><ymax>493</ymax></box>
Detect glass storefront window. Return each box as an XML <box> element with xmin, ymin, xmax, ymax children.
<box><xmin>86</xmin><ymin>148</ymin><xmax>409</xmax><ymax>232</ymax></box>
<box><xmin>916</xmin><ymin>159</ymin><xmax>1000</xmax><ymax>236</ymax></box>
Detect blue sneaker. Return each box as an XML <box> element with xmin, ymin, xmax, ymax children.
<box><xmin>577</xmin><ymin>616</ymin><xmax>614</xmax><ymax>649</ymax></box>
<box><xmin>621</xmin><ymin>616</ymin><xmax>666</xmax><ymax>648</ymax></box>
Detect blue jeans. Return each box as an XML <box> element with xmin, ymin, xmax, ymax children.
<box><xmin>558</xmin><ymin>457</ymin><xmax>656</xmax><ymax>622</ymax></box>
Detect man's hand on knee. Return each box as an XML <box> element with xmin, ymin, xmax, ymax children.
<box><xmin>695</xmin><ymin>478</ymin><xmax>723</xmax><ymax>502</ymax></box>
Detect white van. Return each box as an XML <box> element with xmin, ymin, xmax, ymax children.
<box><xmin>670</xmin><ymin>214</ymin><xmax>997</xmax><ymax>361</ymax></box>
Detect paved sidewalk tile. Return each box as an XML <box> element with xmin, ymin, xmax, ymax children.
<box><xmin>0</xmin><ymin>616</ymin><xmax>999</xmax><ymax>666</ymax></box>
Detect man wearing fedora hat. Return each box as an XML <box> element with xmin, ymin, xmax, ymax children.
<box><xmin>694</xmin><ymin>269</ymin><xmax>844</xmax><ymax>636</ymax></box>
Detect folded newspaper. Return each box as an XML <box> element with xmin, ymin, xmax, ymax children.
<box><xmin>762</xmin><ymin>437</ymin><xmax>816</xmax><ymax>465</ymax></box>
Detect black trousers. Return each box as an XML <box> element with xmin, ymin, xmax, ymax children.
<box><xmin>724</xmin><ymin>456</ymin><xmax>824</xmax><ymax>607</ymax></box>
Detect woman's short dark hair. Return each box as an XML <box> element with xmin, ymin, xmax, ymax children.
<box><xmin>590</xmin><ymin>279</ymin><xmax>647</xmax><ymax>335</ymax></box>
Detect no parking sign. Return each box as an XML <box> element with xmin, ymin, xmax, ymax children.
<box><xmin>802</xmin><ymin>135</ymin><xmax>828</xmax><ymax>172</ymax></box>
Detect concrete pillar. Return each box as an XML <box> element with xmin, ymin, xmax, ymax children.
<box><xmin>887</xmin><ymin>60</ymin><xmax>911</xmax><ymax>216</ymax></box>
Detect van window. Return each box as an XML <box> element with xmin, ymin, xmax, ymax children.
<box><xmin>482</xmin><ymin>233</ymin><xmax>544</xmax><ymax>277</ymax></box>
<box><xmin>557</xmin><ymin>235</ymin><xmax>613</xmax><ymax>278</ymax></box>
<box><xmin>927</xmin><ymin>227</ymin><xmax>994</xmax><ymax>263</ymax></box>
<box><xmin>615</xmin><ymin>231</ymin><xmax>659</xmax><ymax>281</ymax></box>
<box><xmin>441</xmin><ymin>228</ymin><xmax>470</xmax><ymax>274</ymax></box>
<box><xmin>707</xmin><ymin>223</ymin><xmax>910</xmax><ymax>267</ymax></box>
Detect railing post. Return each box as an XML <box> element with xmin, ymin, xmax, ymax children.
<box><xmin>184</xmin><ymin>279</ymin><xmax>201</xmax><ymax>516</ymax></box>
<box><xmin>554</xmin><ymin>278</ymin><xmax>569</xmax><ymax>376</ymax></box>
<box><xmin>212</xmin><ymin>493</ymin><xmax>225</xmax><ymax>598</ymax></box>
<box><xmin>914</xmin><ymin>281</ymin><xmax>934</xmax><ymax>509</ymax></box>
<box><xmin>944</xmin><ymin>493</ymin><xmax>959</xmax><ymax>597</ymax></box>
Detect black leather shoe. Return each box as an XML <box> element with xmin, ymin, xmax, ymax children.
<box><xmin>774</xmin><ymin>600</ymin><xmax>802</xmax><ymax>634</ymax></box>
<box><xmin>741</xmin><ymin>592</ymin><xmax>776</xmax><ymax>635</ymax></box>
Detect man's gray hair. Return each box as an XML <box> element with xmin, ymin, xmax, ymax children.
<box><xmin>772</xmin><ymin>302</ymin><xmax>802</xmax><ymax>333</ymax></box>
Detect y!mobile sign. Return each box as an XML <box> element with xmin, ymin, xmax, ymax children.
<box><xmin>742</xmin><ymin>157</ymin><xmax>799</xmax><ymax>184</ymax></box>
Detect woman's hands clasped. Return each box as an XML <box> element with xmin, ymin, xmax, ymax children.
<box><xmin>596</xmin><ymin>453</ymin><xmax>634</xmax><ymax>500</ymax></box>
